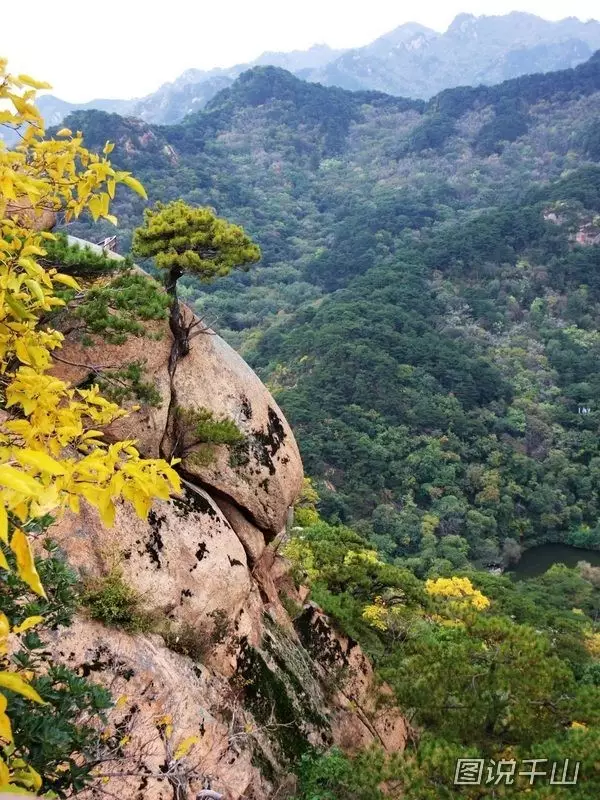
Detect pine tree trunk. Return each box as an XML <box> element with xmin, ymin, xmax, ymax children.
<box><xmin>160</xmin><ymin>265</ymin><xmax>189</xmax><ymax>461</ymax></box>
<box><xmin>166</xmin><ymin>265</ymin><xmax>189</xmax><ymax>372</ymax></box>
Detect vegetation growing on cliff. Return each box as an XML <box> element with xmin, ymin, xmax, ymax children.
<box><xmin>0</xmin><ymin>59</ymin><xmax>180</xmax><ymax>793</ymax></box>
<box><xmin>132</xmin><ymin>199</ymin><xmax>260</xmax><ymax>362</ymax></box>
<box><xmin>14</xmin><ymin>48</ymin><xmax>600</xmax><ymax>797</ymax></box>
<box><xmin>80</xmin><ymin>566</ymin><xmax>155</xmax><ymax>633</ymax></box>
<box><xmin>286</xmin><ymin>512</ymin><xmax>600</xmax><ymax>798</ymax></box>
<box><xmin>73</xmin><ymin>272</ymin><xmax>171</xmax><ymax>343</ymax></box>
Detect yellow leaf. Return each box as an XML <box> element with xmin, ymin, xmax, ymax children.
<box><xmin>0</xmin><ymin>756</ymin><xmax>10</xmax><ymax>785</ymax></box>
<box><xmin>156</xmin><ymin>713</ymin><xmax>173</xmax><ymax>738</ymax></box>
<box><xmin>17</xmin><ymin>74</ymin><xmax>52</xmax><ymax>90</ymax></box>
<box><xmin>15</xmin><ymin>448</ymin><xmax>66</xmax><ymax>476</ymax></box>
<box><xmin>0</xmin><ymin>549</ymin><xmax>9</xmax><ymax>572</ymax></box>
<box><xmin>56</xmin><ymin>128</ymin><xmax>72</xmax><ymax>137</ymax></box>
<box><xmin>15</xmin><ymin>339</ymin><xmax>32</xmax><ymax>366</ymax></box>
<box><xmin>174</xmin><ymin>735</ymin><xmax>199</xmax><ymax>760</ymax></box>
<box><xmin>5</xmin><ymin>293</ymin><xmax>32</xmax><ymax>320</ymax></box>
<box><xmin>0</xmin><ymin>503</ymin><xmax>8</xmax><ymax>544</ymax></box>
<box><xmin>12</xmin><ymin>616</ymin><xmax>44</xmax><ymax>634</ymax></box>
<box><xmin>98</xmin><ymin>499</ymin><xmax>116</xmax><ymax>528</ymax></box>
<box><xmin>0</xmin><ymin>671</ymin><xmax>45</xmax><ymax>704</ymax></box>
<box><xmin>81</xmin><ymin>429</ymin><xmax>105</xmax><ymax>440</ymax></box>
<box><xmin>52</xmin><ymin>273</ymin><xmax>80</xmax><ymax>290</ymax></box>
<box><xmin>121</xmin><ymin>174</ymin><xmax>148</xmax><ymax>200</ymax></box>
<box><xmin>10</xmin><ymin>529</ymin><xmax>46</xmax><ymax>598</ymax></box>
<box><xmin>105</xmin><ymin>214</ymin><xmax>118</xmax><ymax>226</ymax></box>
<box><xmin>103</xmin><ymin>141</ymin><xmax>115</xmax><ymax>155</ymax></box>
<box><xmin>0</xmin><ymin>465</ymin><xmax>43</xmax><ymax>497</ymax></box>
<box><xmin>24</xmin><ymin>279</ymin><xmax>44</xmax><ymax>303</ymax></box>
<box><xmin>20</xmin><ymin>245</ymin><xmax>47</xmax><ymax>258</ymax></box>
<box><xmin>132</xmin><ymin>492</ymin><xmax>152</xmax><ymax>520</ymax></box>
<box><xmin>0</xmin><ymin>694</ymin><xmax>12</xmax><ymax>745</ymax></box>
<box><xmin>24</xmin><ymin>764</ymin><xmax>42</xmax><ymax>791</ymax></box>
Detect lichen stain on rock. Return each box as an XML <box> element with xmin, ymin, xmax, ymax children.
<box><xmin>78</xmin><ymin>644</ymin><xmax>135</xmax><ymax>681</ymax></box>
<box><xmin>295</xmin><ymin>607</ymin><xmax>351</xmax><ymax>671</ymax></box>
<box><xmin>195</xmin><ymin>542</ymin><xmax>209</xmax><ymax>561</ymax></box>
<box><xmin>240</xmin><ymin>394</ymin><xmax>253</xmax><ymax>422</ymax></box>
<box><xmin>145</xmin><ymin>510</ymin><xmax>166</xmax><ymax>568</ymax></box>
<box><xmin>173</xmin><ymin>489</ymin><xmax>218</xmax><ymax>519</ymax></box>
<box><xmin>236</xmin><ymin>638</ymin><xmax>313</xmax><ymax>764</ymax></box>
<box><xmin>250</xmin><ymin>406</ymin><xmax>288</xmax><ymax>476</ymax></box>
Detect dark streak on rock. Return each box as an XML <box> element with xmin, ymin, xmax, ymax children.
<box><xmin>196</xmin><ymin>542</ymin><xmax>208</xmax><ymax>561</ymax></box>
<box><xmin>173</xmin><ymin>488</ymin><xmax>217</xmax><ymax>518</ymax></box>
<box><xmin>240</xmin><ymin>394</ymin><xmax>253</xmax><ymax>422</ymax></box>
<box><xmin>248</xmin><ymin>406</ymin><xmax>288</xmax><ymax>476</ymax></box>
<box><xmin>145</xmin><ymin>510</ymin><xmax>166</xmax><ymax>568</ymax></box>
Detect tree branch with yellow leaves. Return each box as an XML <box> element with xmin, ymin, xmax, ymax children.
<box><xmin>0</xmin><ymin>57</ymin><xmax>181</xmax><ymax>794</ymax></box>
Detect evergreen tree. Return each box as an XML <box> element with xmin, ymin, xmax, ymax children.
<box><xmin>132</xmin><ymin>200</ymin><xmax>260</xmax><ymax>361</ymax></box>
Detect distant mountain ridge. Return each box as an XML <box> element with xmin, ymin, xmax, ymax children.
<box><xmin>34</xmin><ymin>43</ymin><xmax>345</xmax><ymax>129</ymax></box>
<box><xmin>29</xmin><ymin>12</ymin><xmax>600</xmax><ymax>130</ymax></box>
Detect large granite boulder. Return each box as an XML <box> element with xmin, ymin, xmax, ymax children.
<box><xmin>44</xmin><ymin>618</ymin><xmax>265</xmax><ymax>800</ymax></box>
<box><xmin>50</xmin><ymin>274</ymin><xmax>303</xmax><ymax>538</ymax></box>
<box><xmin>46</xmin><ymin>487</ymin><xmax>265</xmax><ymax>673</ymax></box>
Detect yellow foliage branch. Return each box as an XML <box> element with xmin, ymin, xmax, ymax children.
<box><xmin>0</xmin><ymin>57</ymin><xmax>177</xmax><ymax>793</ymax></box>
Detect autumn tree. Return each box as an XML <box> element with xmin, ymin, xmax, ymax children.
<box><xmin>132</xmin><ymin>200</ymin><xmax>260</xmax><ymax>364</ymax></box>
<box><xmin>0</xmin><ymin>59</ymin><xmax>180</xmax><ymax>792</ymax></box>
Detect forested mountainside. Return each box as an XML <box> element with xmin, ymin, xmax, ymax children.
<box><xmin>57</xmin><ymin>53</ymin><xmax>600</xmax><ymax>571</ymax></box>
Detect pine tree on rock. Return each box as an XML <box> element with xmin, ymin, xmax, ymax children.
<box><xmin>132</xmin><ymin>200</ymin><xmax>260</xmax><ymax>365</ymax></box>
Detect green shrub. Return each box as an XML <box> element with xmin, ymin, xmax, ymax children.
<box><xmin>174</xmin><ymin>406</ymin><xmax>246</xmax><ymax>464</ymax></box>
<box><xmin>96</xmin><ymin>360</ymin><xmax>162</xmax><ymax>406</ymax></box>
<box><xmin>293</xmin><ymin>748</ymin><xmax>389</xmax><ymax>800</ymax></box>
<box><xmin>177</xmin><ymin>406</ymin><xmax>245</xmax><ymax>446</ymax></box>
<box><xmin>43</xmin><ymin>231</ymin><xmax>128</xmax><ymax>277</ymax></box>
<box><xmin>80</xmin><ymin>568</ymin><xmax>154</xmax><ymax>633</ymax></box>
<box><xmin>74</xmin><ymin>273</ymin><xmax>171</xmax><ymax>343</ymax></box>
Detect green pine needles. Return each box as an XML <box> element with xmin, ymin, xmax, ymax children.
<box><xmin>132</xmin><ymin>200</ymin><xmax>260</xmax><ymax>284</ymax></box>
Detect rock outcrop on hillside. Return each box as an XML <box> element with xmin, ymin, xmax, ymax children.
<box><xmin>43</xmin><ymin>259</ymin><xmax>408</xmax><ymax>798</ymax></box>
<box><xmin>51</xmin><ymin>295</ymin><xmax>302</xmax><ymax>540</ymax></box>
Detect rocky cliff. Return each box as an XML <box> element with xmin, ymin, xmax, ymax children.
<box><xmin>42</xmin><ymin>253</ymin><xmax>408</xmax><ymax>799</ymax></box>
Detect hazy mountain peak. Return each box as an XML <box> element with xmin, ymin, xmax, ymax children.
<box><xmin>254</xmin><ymin>43</ymin><xmax>344</xmax><ymax>70</ymax></box>
<box><xmin>448</xmin><ymin>12</ymin><xmax>477</xmax><ymax>28</ymax></box>
<box><xmin>374</xmin><ymin>21</ymin><xmax>437</xmax><ymax>42</ymax></box>
<box><xmin>26</xmin><ymin>12</ymin><xmax>600</xmax><ymax>130</ymax></box>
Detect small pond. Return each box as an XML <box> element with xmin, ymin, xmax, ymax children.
<box><xmin>510</xmin><ymin>543</ymin><xmax>600</xmax><ymax>580</ymax></box>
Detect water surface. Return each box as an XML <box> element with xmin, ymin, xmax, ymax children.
<box><xmin>510</xmin><ymin>543</ymin><xmax>600</xmax><ymax>580</ymax></box>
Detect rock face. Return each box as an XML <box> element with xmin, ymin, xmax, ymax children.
<box><xmin>51</xmin><ymin>288</ymin><xmax>303</xmax><ymax>538</ymax></box>
<box><xmin>47</xmin><ymin>488</ymin><xmax>265</xmax><ymax>671</ymax></box>
<box><xmin>295</xmin><ymin>606</ymin><xmax>408</xmax><ymax>754</ymax></box>
<box><xmin>46</xmin><ymin>489</ymin><xmax>409</xmax><ymax>798</ymax></box>
<box><xmin>45</xmin><ymin>262</ymin><xmax>408</xmax><ymax>798</ymax></box>
<box><xmin>45</xmin><ymin>618</ymin><xmax>266</xmax><ymax>800</ymax></box>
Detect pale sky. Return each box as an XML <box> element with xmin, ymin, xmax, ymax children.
<box><xmin>1</xmin><ymin>0</ymin><xmax>599</xmax><ymax>101</ymax></box>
